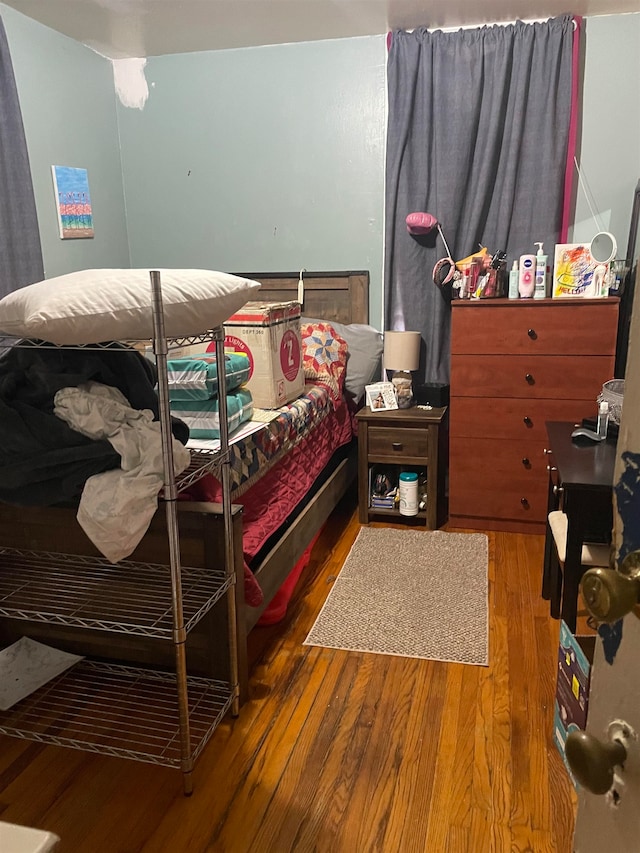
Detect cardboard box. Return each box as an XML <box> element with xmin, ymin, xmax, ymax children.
<box><xmin>224</xmin><ymin>301</ymin><xmax>304</xmax><ymax>409</ymax></box>
<box><xmin>553</xmin><ymin>620</ymin><xmax>596</xmax><ymax>786</ymax></box>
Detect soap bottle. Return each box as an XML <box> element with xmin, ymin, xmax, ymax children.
<box><xmin>508</xmin><ymin>260</ymin><xmax>519</xmax><ymax>299</ymax></box>
<box><xmin>518</xmin><ymin>252</ymin><xmax>535</xmax><ymax>298</ymax></box>
<box><xmin>534</xmin><ymin>242</ymin><xmax>547</xmax><ymax>299</ymax></box>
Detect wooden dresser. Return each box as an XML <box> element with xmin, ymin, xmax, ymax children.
<box><xmin>449</xmin><ymin>297</ymin><xmax>619</xmax><ymax>533</ymax></box>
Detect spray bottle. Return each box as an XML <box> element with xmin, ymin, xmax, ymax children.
<box><xmin>508</xmin><ymin>260</ymin><xmax>519</xmax><ymax>299</ymax></box>
<box><xmin>534</xmin><ymin>242</ymin><xmax>547</xmax><ymax>299</ymax></box>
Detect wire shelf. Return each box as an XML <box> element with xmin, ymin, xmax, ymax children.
<box><xmin>1</xmin><ymin>327</ymin><xmax>225</xmax><ymax>352</ymax></box>
<box><xmin>0</xmin><ymin>548</ymin><xmax>232</xmax><ymax>636</ymax></box>
<box><xmin>174</xmin><ymin>447</ymin><xmax>227</xmax><ymax>493</ymax></box>
<box><xmin>0</xmin><ymin>660</ymin><xmax>234</xmax><ymax>767</ymax></box>
<box><xmin>1</xmin><ymin>282</ymin><xmax>239</xmax><ymax>790</ymax></box>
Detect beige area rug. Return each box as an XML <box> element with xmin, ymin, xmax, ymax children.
<box><xmin>304</xmin><ymin>527</ymin><xmax>489</xmax><ymax>666</ymax></box>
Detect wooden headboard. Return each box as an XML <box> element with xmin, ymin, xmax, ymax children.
<box><xmin>235</xmin><ymin>270</ymin><xmax>369</xmax><ymax>325</ymax></box>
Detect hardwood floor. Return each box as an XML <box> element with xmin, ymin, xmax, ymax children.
<box><xmin>0</xmin><ymin>492</ymin><xmax>577</xmax><ymax>852</ymax></box>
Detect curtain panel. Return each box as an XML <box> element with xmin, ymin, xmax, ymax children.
<box><xmin>384</xmin><ymin>16</ymin><xmax>577</xmax><ymax>383</ymax></box>
<box><xmin>0</xmin><ymin>16</ymin><xmax>44</xmax><ymax>298</ymax></box>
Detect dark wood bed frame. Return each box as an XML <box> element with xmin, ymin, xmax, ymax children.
<box><xmin>238</xmin><ymin>270</ymin><xmax>369</xmax><ymax>632</ymax></box>
<box><xmin>0</xmin><ymin>270</ymin><xmax>370</xmax><ymax>700</ymax></box>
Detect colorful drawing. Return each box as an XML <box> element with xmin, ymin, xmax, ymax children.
<box><xmin>552</xmin><ymin>243</ymin><xmax>608</xmax><ymax>299</ymax></box>
<box><xmin>51</xmin><ymin>165</ymin><xmax>94</xmax><ymax>239</ymax></box>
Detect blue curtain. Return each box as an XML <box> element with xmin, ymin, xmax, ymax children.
<box><xmin>0</xmin><ymin>15</ymin><xmax>44</xmax><ymax>298</ymax></box>
<box><xmin>384</xmin><ymin>17</ymin><xmax>576</xmax><ymax>383</ymax></box>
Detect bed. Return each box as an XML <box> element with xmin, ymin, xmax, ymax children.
<box><xmin>188</xmin><ymin>270</ymin><xmax>373</xmax><ymax>631</ymax></box>
<box><xmin>0</xmin><ymin>270</ymin><xmax>375</xmax><ymax>700</ymax></box>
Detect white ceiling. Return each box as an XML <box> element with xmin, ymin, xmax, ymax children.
<box><xmin>4</xmin><ymin>0</ymin><xmax>640</xmax><ymax>59</ymax></box>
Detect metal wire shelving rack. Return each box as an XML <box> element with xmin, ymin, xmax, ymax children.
<box><xmin>0</xmin><ymin>271</ymin><xmax>240</xmax><ymax>794</ymax></box>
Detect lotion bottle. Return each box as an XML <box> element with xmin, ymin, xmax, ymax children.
<box><xmin>518</xmin><ymin>252</ymin><xmax>535</xmax><ymax>298</ymax></box>
<box><xmin>534</xmin><ymin>242</ymin><xmax>547</xmax><ymax>299</ymax></box>
<box><xmin>508</xmin><ymin>261</ymin><xmax>519</xmax><ymax>299</ymax></box>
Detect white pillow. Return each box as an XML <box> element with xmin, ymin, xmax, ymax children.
<box><xmin>0</xmin><ymin>269</ymin><xmax>261</xmax><ymax>345</ymax></box>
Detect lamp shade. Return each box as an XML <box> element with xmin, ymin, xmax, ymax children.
<box><xmin>383</xmin><ymin>331</ymin><xmax>421</xmax><ymax>372</ymax></box>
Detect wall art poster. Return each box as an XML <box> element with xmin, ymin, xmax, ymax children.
<box><xmin>52</xmin><ymin>165</ymin><xmax>94</xmax><ymax>239</ymax></box>
<box><xmin>552</xmin><ymin>242</ymin><xmax>609</xmax><ymax>298</ymax></box>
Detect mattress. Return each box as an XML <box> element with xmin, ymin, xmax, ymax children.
<box><xmin>185</xmin><ymin>383</ymin><xmax>355</xmax><ymax>607</ymax></box>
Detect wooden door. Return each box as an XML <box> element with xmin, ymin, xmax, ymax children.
<box><xmin>573</xmin><ymin>269</ymin><xmax>640</xmax><ymax>850</ymax></box>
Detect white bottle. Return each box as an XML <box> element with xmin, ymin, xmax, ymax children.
<box><xmin>518</xmin><ymin>253</ymin><xmax>535</xmax><ymax>298</ymax></box>
<box><xmin>534</xmin><ymin>242</ymin><xmax>547</xmax><ymax>299</ymax></box>
<box><xmin>597</xmin><ymin>400</ymin><xmax>609</xmax><ymax>438</ymax></box>
<box><xmin>398</xmin><ymin>471</ymin><xmax>419</xmax><ymax>516</ymax></box>
<box><xmin>508</xmin><ymin>261</ymin><xmax>519</xmax><ymax>299</ymax></box>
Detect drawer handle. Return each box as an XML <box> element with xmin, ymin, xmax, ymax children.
<box><xmin>521</xmin><ymin>497</ymin><xmax>530</xmax><ymax>508</ymax></box>
<box><xmin>547</xmin><ymin>465</ymin><xmax>558</xmax><ymax>472</ymax></box>
<box><xmin>527</xmin><ymin>328</ymin><xmax>537</xmax><ymax>339</ymax></box>
<box><xmin>553</xmin><ymin>485</ymin><xmax>564</xmax><ymax>497</ymax></box>
<box><xmin>522</xmin><ymin>457</ymin><xmax>531</xmax><ymax>468</ymax></box>
<box><xmin>525</xmin><ymin>373</ymin><xmax>535</xmax><ymax>384</ymax></box>
<box><xmin>392</xmin><ymin>442</ymin><xmax>403</xmax><ymax>451</ymax></box>
<box><xmin>523</xmin><ymin>416</ymin><xmax>533</xmax><ymax>427</ymax></box>
<box><xmin>543</xmin><ymin>447</ymin><xmax>552</xmax><ymax>454</ymax></box>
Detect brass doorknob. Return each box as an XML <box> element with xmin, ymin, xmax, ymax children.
<box><xmin>581</xmin><ymin>568</ymin><xmax>638</xmax><ymax>623</ymax></box>
<box><xmin>581</xmin><ymin>550</ymin><xmax>640</xmax><ymax>623</ymax></box>
<box><xmin>565</xmin><ymin>731</ymin><xmax>627</xmax><ymax>795</ymax></box>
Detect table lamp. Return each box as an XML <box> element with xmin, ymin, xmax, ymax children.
<box><xmin>383</xmin><ymin>331</ymin><xmax>421</xmax><ymax>408</ymax></box>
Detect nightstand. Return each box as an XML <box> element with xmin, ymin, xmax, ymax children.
<box><xmin>355</xmin><ymin>405</ymin><xmax>448</xmax><ymax>529</ymax></box>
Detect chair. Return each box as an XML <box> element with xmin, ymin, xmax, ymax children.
<box><xmin>543</xmin><ymin>510</ymin><xmax>611</xmax><ymax>631</ymax></box>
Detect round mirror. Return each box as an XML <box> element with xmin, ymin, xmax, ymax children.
<box><xmin>590</xmin><ymin>231</ymin><xmax>617</xmax><ymax>264</ymax></box>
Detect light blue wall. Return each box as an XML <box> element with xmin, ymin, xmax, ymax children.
<box><xmin>2</xmin><ymin>5</ymin><xmax>638</xmax><ymax>314</ymax></box>
<box><xmin>116</xmin><ymin>37</ymin><xmax>386</xmax><ymax>326</ymax></box>
<box><xmin>571</xmin><ymin>14</ymin><xmax>640</xmax><ymax>254</ymax></box>
<box><xmin>1</xmin><ymin>3</ymin><xmax>130</xmax><ymax>278</ymax></box>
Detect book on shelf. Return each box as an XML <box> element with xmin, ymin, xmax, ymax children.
<box><xmin>370</xmin><ymin>496</ymin><xmax>396</xmax><ymax>509</ymax></box>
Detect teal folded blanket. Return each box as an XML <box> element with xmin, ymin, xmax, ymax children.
<box><xmin>167</xmin><ymin>351</ymin><xmax>250</xmax><ymax>400</ymax></box>
<box><xmin>170</xmin><ymin>387</ymin><xmax>253</xmax><ymax>438</ymax></box>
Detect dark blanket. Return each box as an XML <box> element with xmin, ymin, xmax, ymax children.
<box><xmin>0</xmin><ymin>341</ymin><xmax>189</xmax><ymax>507</ymax></box>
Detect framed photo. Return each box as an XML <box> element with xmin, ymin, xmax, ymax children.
<box><xmin>365</xmin><ymin>381</ymin><xmax>398</xmax><ymax>411</ymax></box>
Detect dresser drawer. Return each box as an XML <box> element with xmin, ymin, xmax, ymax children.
<box><xmin>449</xmin><ymin>397</ymin><xmax>593</xmax><ymax>441</ymax></box>
<box><xmin>448</xmin><ymin>436</ymin><xmax>548</xmax><ymax>523</ymax></box>
<box><xmin>451</xmin><ymin>301</ymin><xmax>619</xmax><ymax>356</ymax></box>
<box><xmin>367</xmin><ymin>426</ymin><xmax>428</xmax><ymax>458</ymax></box>
<box><xmin>451</xmin><ymin>354</ymin><xmax>614</xmax><ymax>399</ymax></box>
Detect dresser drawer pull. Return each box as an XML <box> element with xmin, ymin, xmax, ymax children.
<box><xmin>525</xmin><ymin>373</ymin><xmax>535</xmax><ymax>384</ymax></box>
<box><xmin>522</xmin><ymin>457</ymin><xmax>531</xmax><ymax>468</ymax></box>
<box><xmin>527</xmin><ymin>328</ymin><xmax>537</xmax><ymax>339</ymax></box>
<box><xmin>520</xmin><ymin>497</ymin><xmax>530</xmax><ymax>508</ymax></box>
<box><xmin>523</xmin><ymin>416</ymin><xmax>533</xmax><ymax>427</ymax></box>
<box><xmin>553</xmin><ymin>485</ymin><xmax>564</xmax><ymax>497</ymax></box>
<box><xmin>547</xmin><ymin>465</ymin><xmax>558</xmax><ymax>472</ymax></box>
<box><xmin>392</xmin><ymin>442</ymin><xmax>403</xmax><ymax>451</ymax></box>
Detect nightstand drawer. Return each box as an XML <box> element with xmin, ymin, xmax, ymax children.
<box><xmin>368</xmin><ymin>426</ymin><xmax>428</xmax><ymax>458</ymax></box>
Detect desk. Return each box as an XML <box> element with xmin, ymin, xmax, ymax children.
<box><xmin>543</xmin><ymin>421</ymin><xmax>616</xmax><ymax>631</ymax></box>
